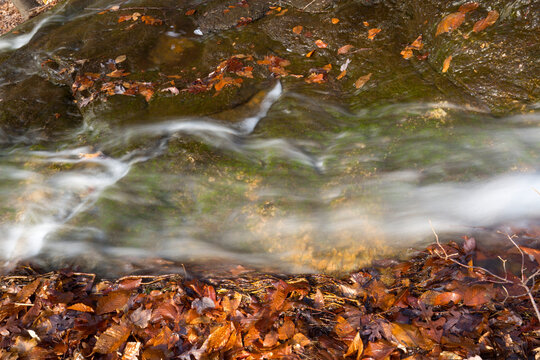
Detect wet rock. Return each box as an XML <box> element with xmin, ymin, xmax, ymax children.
<box><xmin>0</xmin><ymin>75</ymin><xmax>81</xmax><ymax>142</ymax></box>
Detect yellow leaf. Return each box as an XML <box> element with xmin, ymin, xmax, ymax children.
<box><xmin>442</xmin><ymin>55</ymin><xmax>452</xmax><ymax>73</ymax></box>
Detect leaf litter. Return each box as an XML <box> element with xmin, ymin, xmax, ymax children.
<box><xmin>1</xmin><ymin>238</ymin><xmax>538</xmax><ymax>359</ymax></box>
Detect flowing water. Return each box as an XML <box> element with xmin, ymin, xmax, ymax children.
<box><xmin>0</xmin><ymin>0</ymin><xmax>539</xmax><ymax>275</ymax></box>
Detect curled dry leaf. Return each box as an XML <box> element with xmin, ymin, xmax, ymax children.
<box><xmin>367</xmin><ymin>28</ymin><xmax>381</xmax><ymax>40</ymax></box>
<box><xmin>354</xmin><ymin>73</ymin><xmax>372</xmax><ymax>89</ymax></box>
<box><xmin>436</xmin><ymin>12</ymin><xmax>465</xmax><ymax>36</ymax></box>
<box><xmin>442</xmin><ymin>55</ymin><xmax>452</xmax><ymax>73</ymax></box>
<box><xmin>122</xmin><ymin>341</ymin><xmax>141</xmax><ymax>360</ymax></box>
<box><xmin>473</xmin><ymin>10</ymin><xmax>499</xmax><ymax>32</ymax></box>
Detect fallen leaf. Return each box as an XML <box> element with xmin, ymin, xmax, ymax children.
<box><xmin>400</xmin><ymin>48</ymin><xmax>413</xmax><ymax>59</ymax></box>
<box><xmin>434</xmin><ymin>291</ymin><xmax>462</xmax><ymax>306</ymax></box>
<box><xmin>331</xmin><ymin>18</ymin><xmax>340</xmax><ymax>24</ymax></box>
<box><xmin>185</xmin><ymin>9</ymin><xmax>196</xmax><ymax>16</ymax></box>
<box><xmin>338</xmin><ymin>44</ymin><xmax>354</xmax><ymax>55</ymax></box>
<box><xmin>473</xmin><ymin>10</ymin><xmax>499</xmax><ymax>32</ymax></box>
<box><xmin>114</xmin><ymin>55</ymin><xmax>127</xmax><ymax>64</ymax></box>
<box><xmin>306</xmin><ymin>50</ymin><xmax>315</xmax><ymax>57</ymax></box>
<box><xmin>335</xmin><ymin>316</ymin><xmax>355</xmax><ymax>337</ymax></box>
<box><xmin>276</xmin><ymin>8</ymin><xmax>288</xmax><ymax>16</ymax></box>
<box><xmin>206</xmin><ymin>323</ymin><xmax>233</xmax><ymax>352</ymax></box>
<box><xmin>107</xmin><ymin>69</ymin><xmax>130</xmax><ymax>78</ymax></box>
<box><xmin>305</xmin><ymin>73</ymin><xmax>325</xmax><ymax>84</ymax></box>
<box><xmin>292</xmin><ymin>25</ymin><xmax>303</xmax><ymax>34</ymax></box>
<box><xmin>458</xmin><ymin>2</ymin><xmax>479</xmax><ymax>13</ymax></box>
<box><xmin>442</xmin><ymin>55</ymin><xmax>452</xmax><ymax>73</ymax></box>
<box><xmin>409</xmin><ymin>35</ymin><xmax>424</xmax><ymax>50</ymax></box>
<box><xmin>263</xmin><ymin>331</ymin><xmax>279</xmax><ymax>347</ymax></box>
<box><xmin>141</xmin><ymin>15</ymin><xmax>162</xmax><ymax>25</ymax></box>
<box><xmin>367</xmin><ymin>28</ymin><xmax>381</xmax><ymax>40</ymax></box>
<box><xmin>278</xmin><ymin>318</ymin><xmax>295</xmax><ymax>340</ymax></box>
<box><xmin>292</xmin><ymin>333</ymin><xmax>310</xmax><ymax>346</ymax></box>
<box><xmin>363</xmin><ymin>21</ymin><xmax>369</xmax><ymax>26</ymax></box>
<box><xmin>436</xmin><ymin>12</ymin><xmax>465</xmax><ymax>36</ymax></box>
<box><xmin>67</xmin><ymin>303</ymin><xmax>94</xmax><ymax>313</ymax></box>
<box><xmin>130</xmin><ymin>306</ymin><xmax>152</xmax><ymax>328</ymax></box>
<box><xmin>354</xmin><ymin>73</ymin><xmax>372</xmax><ymax>89</ymax></box>
<box><xmin>521</xmin><ymin>246</ymin><xmax>540</xmax><ymax>264</ymax></box>
<box><xmin>122</xmin><ymin>341</ymin><xmax>141</xmax><ymax>360</ymax></box>
<box><xmin>363</xmin><ymin>340</ymin><xmax>395</xmax><ymax>359</ymax></box>
<box><xmin>344</xmin><ymin>332</ymin><xmax>364</xmax><ymax>359</ymax></box>
<box><xmin>315</xmin><ymin>39</ymin><xmax>328</xmax><ymax>48</ymax></box>
<box><xmin>161</xmin><ymin>86</ymin><xmax>180</xmax><ymax>95</ymax></box>
<box><xmin>96</xmin><ymin>290</ymin><xmax>130</xmax><ymax>315</ymax></box>
<box><xmin>94</xmin><ymin>324</ymin><xmax>130</xmax><ymax>354</ymax></box>
<box><xmin>463</xmin><ymin>284</ymin><xmax>492</xmax><ymax>307</ymax></box>
<box><xmin>337</xmin><ymin>70</ymin><xmax>347</xmax><ymax>80</ymax></box>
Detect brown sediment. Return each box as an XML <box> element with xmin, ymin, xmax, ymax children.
<box><xmin>1</xmin><ymin>240</ymin><xmax>538</xmax><ymax>359</ymax></box>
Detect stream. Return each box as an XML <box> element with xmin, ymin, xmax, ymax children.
<box><xmin>0</xmin><ymin>0</ymin><xmax>538</xmax><ymax>275</ymax></box>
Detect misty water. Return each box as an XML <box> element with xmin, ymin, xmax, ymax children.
<box><xmin>0</xmin><ymin>0</ymin><xmax>538</xmax><ymax>275</ymax></box>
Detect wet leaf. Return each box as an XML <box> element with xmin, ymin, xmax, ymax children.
<box><xmin>118</xmin><ymin>278</ymin><xmax>142</xmax><ymax>290</ymax></box>
<box><xmin>292</xmin><ymin>25</ymin><xmax>303</xmax><ymax>34</ymax></box>
<box><xmin>521</xmin><ymin>246</ymin><xmax>540</xmax><ymax>264</ymax></box>
<box><xmin>442</xmin><ymin>55</ymin><xmax>452</xmax><ymax>73</ymax></box>
<box><xmin>337</xmin><ymin>70</ymin><xmax>347</xmax><ymax>80</ymax></box>
<box><xmin>458</xmin><ymin>2</ymin><xmax>479</xmax><ymax>13</ymax></box>
<box><xmin>141</xmin><ymin>15</ymin><xmax>163</xmax><ymax>25</ymax></box>
<box><xmin>315</xmin><ymin>39</ymin><xmax>328</xmax><ymax>48</ymax></box>
<box><xmin>306</xmin><ymin>50</ymin><xmax>315</xmax><ymax>57</ymax></box>
<box><xmin>338</xmin><ymin>44</ymin><xmax>354</xmax><ymax>55</ymax></box>
<box><xmin>367</xmin><ymin>28</ymin><xmax>381</xmax><ymax>40</ymax></box>
<box><xmin>67</xmin><ymin>303</ymin><xmax>94</xmax><ymax>313</ymax></box>
<box><xmin>434</xmin><ymin>291</ymin><xmax>462</xmax><ymax>306</ymax></box>
<box><xmin>331</xmin><ymin>18</ymin><xmax>340</xmax><ymax>24</ymax></box>
<box><xmin>472</xmin><ymin>10</ymin><xmax>499</xmax><ymax>32</ymax></box>
<box><xmin>185</xmin><ymin>9</ymin><xmax>196</xmax><ymax>16</ymax></box>
<box><xmin>463</xmin><ymin>284</ymin><xmax>492</xmax><ymax>307</ymax></box>
<box><xmin>354</xmin><ymin>73</ymin><xmax>372</xmax><ymax>89</ymax></box>
<box><xmin>436</xmin><ymin>12</ymin><xmax>465</xmax><ymax>36</ymax></box>
<box><xmin>363</xmin><ymin>340</ymin><xmax>395</xmax><ymax>359</ymax></box>
<box><xmin>107</xmin><ymin>69</ymin><xmax>130</xmax><ymax>78</ymax></box>
<box><xmin>114</xmin><ymin>55</ymin><xmax>127</xmax><ymax>64</ymax></box>
<box><xmin>306</xmin><ymin>73</ymin><xmax>325</xmax><ymax>84</ymax></box>
<box><xmin>94</xmin><ymin>324</ymin><xmax>130</xmax><ymax>354</ymax></box>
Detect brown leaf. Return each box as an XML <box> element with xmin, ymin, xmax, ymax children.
<box><xmin>305</xmin><ymin>73</ymin><xmax>325</xmax><ymax>84</ymax></box>
<box><xmin>107</xmin><ymin>69</ymin><xmax>130</xmax><ymax>78</ymax></box>
<box><xmin>122</xmin><ymin>341</ymin><xmax>141</xmax><ymax>360</ymax></box>
<box><xmin>389</xmin><ymin>323</ymin><xmax>429</xmax><ymax>350</ymax></box>
<box><xmin>315</xmin><ymin>39</ymin><xmax>328</xmax><ymax>48</ymax></box>
<box><xmin>141</xmin><ymin>15</ymin><xmax>162</xmax><ymax>25</ymax></box>
<box><xmin>185</xmin><ymin>9</ymin><xmax>196</xmax><ymax>16</ymax></box>
<box><xmin>436</xmin><ymin>12</ymin><xmax>465</xmax><ymax>36</ymax></box>
<box><xmin>458</xmin><ymin>2</ymin><xmax>479</xmax><ymax>13</ymax></box>
<box><xmin>16</xmin><ymin>278</ymin><xmax>41</xmax><ymax>302</ymax></box>
<box><xmin>338</xmin><ymin>44</ymin><xmax>354</xmax><ymax>55</ymax></box>
<box><xmin>434</xmin><ymin>291</ymin><xmax>462</xmax><ymax>306</ymax></box>
<box><xmin>292</xmin><ymin>25</ymin><xmax>303</xmax><ymax>34</ymax></box>
<box><xmin>263</xmin><ymin>331</ymin><xmax>279</xmax><ymax>347</ymax></box>
<box><xmin>354</xmin><ymin>73</ymin><xmax>372</xmax><ymax>89</ymax></box>
<box><xmin>118</xmin><ymin>278</ymin><xmax>141</xmax><ymax>290</ymax></box>
<box><xmin>292</xmin><ymin>333</ymin><xmax>310</xmax><ymax>346</ymax></box>
<box><xmin>463</xmin><ymin>284</ymin><xmax>492</xmax><ymax>306</ymax></box>
<box><xmin>96</xmin><ymin>290</ymin><xmax>130</xmax><ymax>315</ymax></box>
<box><xmin>335</xmin><ymin>316</ymin><xmax>355</xmax><ymax>337</ymax></box>
<box><xmin>206</xmin><ymin>323</ymin><xmax>233</xmax><ymax>352</ymax></box>
<box><xmin>278</xmin><ymin>317</ymin><xmax>295</xmax><ymax>340</ymax></box>
<box><xmin>314</xmin><ymin>289</ymin><xmax>324</xmax><ymax>309</ymax></box>
<box><xmin>442</xmin><ymin>55</ymin><xmax>452</xmax><ymax>73</ymax></box>
<box><xmin>367</xmin><ymin>28</ymin><xmax>381</xmax><ymax>40</ymax></box>
<box><xmin>363</xmin><ymin>340</ymin><xmax>395</xmax><ymax>359</ymax></box>
<box><xmin>344</xmin><ymin>332</ymin><xmax>364</xmax><ymax>359</ymax></box>
<box><xmin>473</xmin><ymin>10</ymin><xmax>499</xmax><ymax>32</ymax></box>
<box><xmin>67</xmin><ymin>303</ymin><xmax>94</xmax><ymax>313</ymax></box>
<box><xmin>130</xmin><ymin>306</ymin><xmax>152</xmax><ymax>328</ymax></box>
<box><xmin>94</xmin><ymin>324</ymin><xmax>130</xmax><ymax>354</ymax></box>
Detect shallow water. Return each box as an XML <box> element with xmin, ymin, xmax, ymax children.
<box><xmin>0</xmin><ymin>0</ymin><xmax>539</xmax><ymax>275</ymax></box>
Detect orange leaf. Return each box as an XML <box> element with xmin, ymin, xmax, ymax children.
<box><xmin>363</xmin><ymin>21</ymin><xmax>369</xmax><ymax>26</ymax></box>
<box><xmin>278</xmin><ymin>318</ymin><xmax>295</xmax><ymax>340</ymax></box>
<box><xmin>107</xmin><ymin>69</ymin><xmax>130</xmax><ymax>78</ymax></box>
<box><xmin>367</xmin><ymin>28</ymin><xmax>381</xmax><ymax>40</ymax></box>
<box><xmin>315</xmin><ymin>39</ymin><xmax>328</xmax><ymax>48</ymax></box>
<box><xmin>337</xmin><ymin>44</ymin><xmax>354</xmax><ymax>55</ymax></box>
<box><xmin>207</xmin><ymin>323</ymin><xmax>233</xmax><ymax>352</ymax></box>
<box><xmin>292</xmin><ymin>25</ymin><xmax>303</xmax><ymax>34</ymax></box>
<box><xmin>305</xmin><ymin>73</ymin><xmax>325</xmax><ymax>84</ymax></box>
<box><xmin>354</xmin><ymin>73</ymin><xmax>372</xmax><ymax>89</ymax></box>
<box><xmin>337</xmin><ymin>70</ymin><xmax>346</xmax><ymax>80</ymax></box>
<box><xmin>292</xmin><ymin>333</ymin><xmax>310</xmax><ymax>346</ymax></box>
<box><xmin>94</xmin><ymin>324</ymin><xmax>130</xmax><ymax>354</ymax></box>
<box><xmin>442</xmin><ymin>55</ymin><xmax>452</xmax><ymax>73</ymax></box>
<box><xmin>409</xmin><ymin>35</ymin><xmax>424</xmax><ymax>50</ymax></box>
<box><xmin>185</xmin><ymin>9</ymin><xmax>196</xmax><ymax>15</ymax></box>
<box><xmin>458</xmin><ymin>2</ymin><xmax>479</xmax><ymax>13</ymax></box>
<box><xmin>306</xmin><ymin>50</ymin><xmax>315</xmax><ymax>57</ymax></box>
<box><xmin>434</xmin><ymin>291</ymin><xmax>462</xmax><ymax>306</ymax></box>
<box><xmin>522</xmin><ymin>246</ymin><xmax>540</xmax><ymax>264</ymax></box>
<box><xmin>436</xmin><ymin>12</ymin><xmax>465</xmax><ymax>36</ymax></box>
<box><xmin>344</xmin><ymin>332</ymin><xmax>364</xmax><ymax>359</ymax></box>
<box><xmin>122</xmin><ymin>341</ymin><xmax>141</xmax><ymax>360</ymax></box>
<box><xmin>118</xmin><ymin>15</ymin><xmax>133</xmax><ymax>23</ymax></box>
<box><xmin>363</xmin><ymin>340</ymin><xmax>395</xmax><ymax>359</ymax></box>
<box><xmin>400</xmin><ymin>48</ymin><xmax>413</xmax><ymax>59</ymax></box>
<box><xmin>263</xmin><ymin>331</ymin><xmax>279</xmax><ymax>347</ymax></box>
<box><xmin>331</xmin><ymin>18</ymin><xmax>340</xmax><ymax>24</ymax></box>
<box><xmin>141</xmin><ymin>15</ymin><xmax>162</xmax><ymax>25</ymax></box>
<box><xmin>463</xmin><ymin>284</ymin><xmax>493</xmax><ymax>307</ymax></box>
<box><xmin>472</xmin><ymin>10</ymin><xmax>499</xmax><ymax>32</ymax></box>
<box><xmin>334</xmin><ymin>316</ymin><xmax>354</xmax><ymax>337</ymax></box>
<box><xmin>67</xmin><ymin>303</ymin><xmax>94</xmax><ymax>313</ymax></box>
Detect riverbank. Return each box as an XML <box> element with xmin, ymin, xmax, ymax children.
<box><xmin>1</xmin><ymin>239</ymin><xmax>538</xmax><ymax>359</ymax></box>
<box><xmin>0</xmin><ymin>0</ymin><xmax>58</xmax><ymax>35</ymax></box>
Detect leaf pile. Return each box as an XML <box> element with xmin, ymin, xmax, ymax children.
<box><xmin>1</xmin><ymin>240</ymin><xmax>538</xmax><ymax>359</ymax></box>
